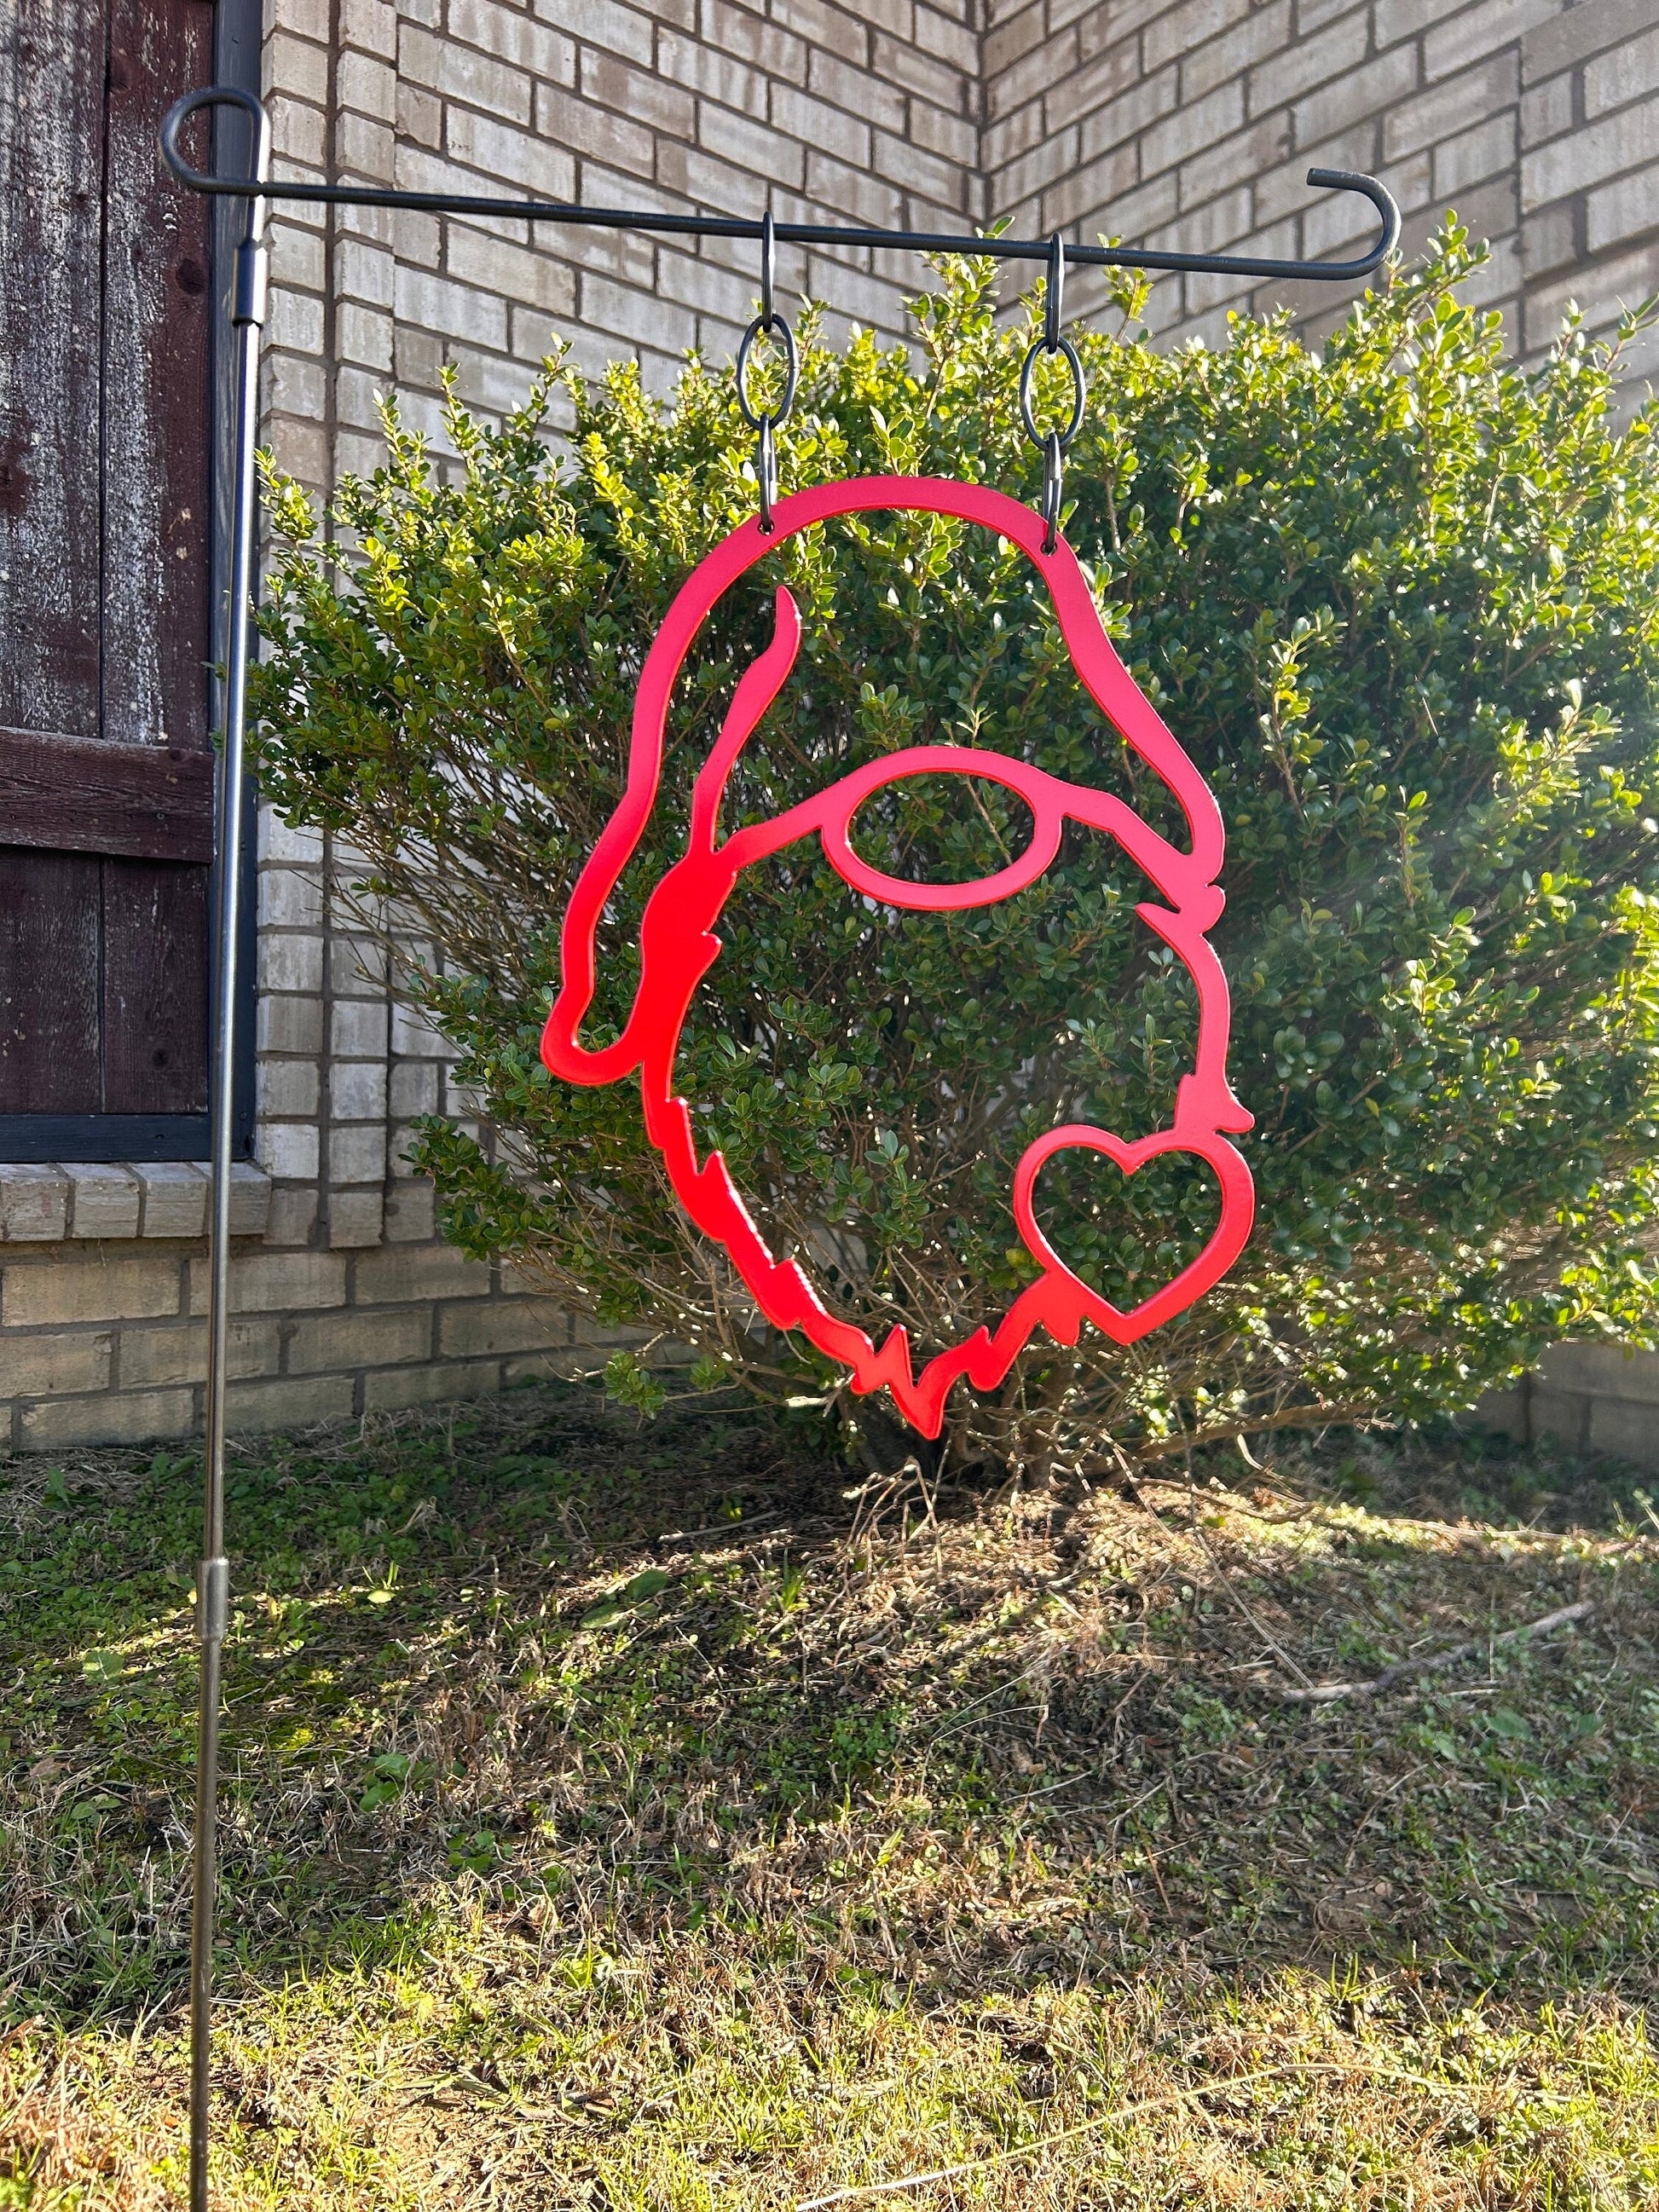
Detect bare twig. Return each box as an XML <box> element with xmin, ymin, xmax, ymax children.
<box><xmin>794</xmin><ymin>2059</ymin><xmax>1475</xmax><ymax>2208</ymax></box>
<box><xmin>1279</xmin><ymin>1600</ymin><xmax>1594</xmax><ymax>1705</ymax></box>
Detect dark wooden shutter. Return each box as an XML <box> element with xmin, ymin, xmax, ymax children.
<box><xmin>0</xmin><ymin>0</ymin><xmax>216</xmax><ymax>1141</ymax></box>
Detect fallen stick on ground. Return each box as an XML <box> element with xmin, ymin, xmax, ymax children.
<box><xmin>1277</xmin><ymin>1599</ymin><xmax>1594</xmax><ymax>1705</ymax></box>
<box><xmin>794</xmin><ymin>2058</ymin><xmax>1477</xmax><ymax>2209</ymax></box>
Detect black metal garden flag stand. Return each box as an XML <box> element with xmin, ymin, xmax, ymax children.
<box><xmin>159</xmin><ymin>85</ymin><xmax>1399</xmax><ymax>2209</ymax></box>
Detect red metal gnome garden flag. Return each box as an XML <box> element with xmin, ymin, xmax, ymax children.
<box><xmin>542</xmin><ymin>477</ymin><xmax>1255</xmax><ymax>1438</ymax></box>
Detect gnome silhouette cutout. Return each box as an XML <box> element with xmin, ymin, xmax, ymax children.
<box><xmin>542</xmin><ymin>477</ymin><xmax>1255</xmax><ymax>1438</ymax></box>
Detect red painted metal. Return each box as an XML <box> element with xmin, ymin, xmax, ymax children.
<box><xmin>542</xmin><ymin>476</ymin><xmax>1255</xmax><ymax>1437</ymax></box>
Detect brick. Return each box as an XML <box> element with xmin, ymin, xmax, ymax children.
<box><xmin>391</xmin><ymin>265</ymin><xmax>508</xmax><ymax>349</ymax></box>
<box><xmin>119</xmin><ymin>1318</ymin><xmax>280</xmax><ymax>1389</ymax></box>
<box><xmin>3</xmin><ymin>1329</ymin><xmax>113</xmax><ymax>1396</ymax></box>
<box><xmin>873</xmin><ymin>29</ymin><xmax>967</xmax><ymax>110</ymax></box>
<box><xmin>448</xmin><ymin>0</ymin><xmax>575</xmax><ymax>83</ymax></box>
<box><xmin>270</xmin><ymin>0</ymin><xmax>330</xmax><ymax>37</ymax></box>
<box><xmin>188</xmin><ymin>1251</ymin><xmax>348</xmax><ymax>1316</ymax></box>
<box><xmin>3</xmin><ymin>1254</ymin><xmax>182</xmax><ymax>1328</ymax></box>
<box><xmin>1587</xmin><ymin>162</ymin><xmax>1659</xmax><ymax>252</ymax></box>
<box><xmin>1176</xmin><ymin>0</ymin><xmax>1294</xmax><ymax>103</ymax></box>
<box><xmin>1521</xmin><ymin>200</ymin><xmax>1577</xmax><ymax>277</ymax></box>
<box><xmin>1141</xmin><ymin>79</ymin><xmax>1246</xmax><ymax>182</ymax></box>
<box><xmin>581</xmin><ymin>272</ymin><xmax>697</xmax><ymax>355</ymax></box>
<box><xmin>260</xmin><ymin>1124</ymin><xmax>321</xmax><ymax>1181</ymax></box>
<box><xmin>0</xmin><ymin>1166</ymin><xmax>69</xmax><ymax>1243</ymax></box>
<box><xmin>438</xmin><ymin>46</ymin><xmax>536</xmax><ymax>130</ymax></box>
<box><xmin>984</xmin><ymin>97</ymin><xmax>1046</xmax><ymax>177</ymax></box>
<box><xmin>803</xmin><ymin>149</ymin><xmax>905</xmax><ymax>231</ymax></box>
<box><xmin>338</xmin><ymin>114</ymin><xmax>396</xmax><ymax>183</ymax></box>
<box><xmin>17</xmin><ymin>1388</ymin><xmax>194</xmax><ymax>1451</ymax></box>
<box><xmin>535</xmin><ymin>83</ymin><xmax>655</xmax><ymax>178</ymax></box>
<box><xmin>228</xmin><ymin>1165</ymin><xmax>274</xmax><ymax>1239</ymax></box>
<box><xmin>912</xmin><ymin>1</ymin><xmax>976</xmax><ymax>72</ymax></box>
<box><xmin>700</xmin><ymin>97</ymin><xmax>806</xmax><ymax>186</ymax></box>
<box><xmin>874</xmin><ymin>125</ymin><xmax>971</xmax><ymax>210</ymax></box>
<box><xmin>258</xmin><ymin>933</ymin><xmax>325</xmax><ymax>996</ymax></box>
<box><xmin>697</xmin><ymin>1</ymin><xmax>807</xmax><ymax>86</ymax></box>
<box><xmin>1521</xmin><ymin>72</ymin><xmax>1575</xmax><ymax>148</ymax></box>
<box><xmin>338</xmin><ymin>50</ymin><xmax>397</xmax><ymax>124</ymax></box>
<box><xmin>339</xmin><ymin>0</ymin><xmax>397</xmax><ymax>58</ymax></box>
<box><xmin>351</xmin><ymin>1243</ymin><xmax>492</xmax><ymax>1302</ymax></box>
<box><xmin>1180</xmin><ymin>115</ymin><xmax>1295</xmax><ymax>212</ymax></box>
<box><xmin>328</xmin><ymin>1126</ymin><xmax>388</xmax><ymax>1183</ymax></box>
<box><xmin>659</xmin><ymin>29</ymin><xmax>770</xmax><ymax>117</ymax></box>
<box><xmin>996</xmin><ymin>126</ymin><xmax>1084</xmax><ymax>213</ymax></box>
<box><xmin>448</xmin><ymin>107</ymin><xmax>576</xmax><ymax>199</ymax></box>
<box><xmin>397</xmin><ymin>80</ymin><xmax>442</xmax><ymax>149</ymax></box>
<box><xmin>288</xmin><ymin>1307</ymin><xmax>434</xmax><ymax>1372</ymax></box>
<box><xmin>1523</xmin><ymin>0</ymin><xmax>1649</xmax><ymax>83</ymax></box>
<box><xmin>363</xmin><ymin>1359</ymin><xmax>503</xmax><ymax>1411</ymax></box>
<box><xmin>1292</xmin><ymin>43</ymin><xmax>1420</xmax><ymax>147</ymax></box>
<box><xmin>1530</xmin><ymin>233</ymin><xmax>1654</xmax><ymax>349</ymax></box>
<box><xmin>225</xmin><ymin>1375</ymin><xmax>357</xmax><ymax>1433</ymax></box>
<box><xmin>1048</xmin><ymin>160</ymin><xmax>1175</xmax><ymax>243</ymax></box>
<box><xmin>1523</xmin><ymin>95</ymin><xmax>1659</xmax><ymax>209</ymax></box>
<box><xmin>1585</xmin><ymin>26</ymin><xmax>1659</xmax><ymax>117</ymax></box>
<box><xmin>910</xmin><ymin>101</ymin><xmax>976</xmax><ymax>167</ymax></box>
<box><xmin>384</xmin><ymin>1180</ymin><xmax>437</xmax><ymax>1242</ymax></box>
<box><xmin>259</xmin><ymin>809</ymin><xmax>324</xmax><ymax>865</ymax></box>
<box><xmin>1147</xmin><ymin>184</ymin><xmax>1253</xmax><ymax>260</ymax></box>
<box><xmin>656</xmin><ymin>245</ymin><xmax>761</xmax><ymax>327</ymax></box>
<box><xmin>1077</xmin><ymin>69</ymin><xmax>1180</xmax><ymax>165</ymax></box>
<box><xmin>534</xmin><ymin>0</ymin><xmax>655</xmax><ymax>66</ymax></box>
<box><xmin>135</xmin><ymin>1164</ymin><xmax>208</xmax><ymax>1240</ymax></box>
<box><xmin>332</xmin><ymin>1000</ymin><xmax>390</xmax><ymax>1057</ymax></box>
<box><xmin>439</xmin><ymin>1297</ymin><xmax>569</xmax><ymax>1357</ymax></box>
<box><xmin>328</xmin><ymin>1189</ymin><xmax>388</xmax><ymax>1250</ymax></box>
<box><xmin>582</xmin><ymin>54</ymin><xmax>697</xmax><ymax>143</ymax></box>
<box><xmin>1384</xmin><ymin>52</ymin><xmax>1518</xmax><ymax>161</ymax></box>
<box><xmin>258</xmin><ymin>1060</ymin><xmax>322</xmax><ymax>1119</ymax></box>
<box><xmin>806</xmin><ymin>49</ymin><xmax>906</xmax><ymax>136</ymax></box>
<box><xmin>268</xmin><ymin>30</ymin><xmax>330</xmax><ymax>107</ymax></box>
<box><xmin>329</xmin><ymin>1061</ymin><xmax>389</xmax><ymax>1122</ymax></box>
<box><xmin>1587</xmin><ymin>1391</ymin><xmax>1659</xmax><ymax>1468</ymax></box>
<box><xmin>337</xmin><ymin>240</ymin><xmax>396</xmax><ymax>309</ymax></box>
<box><xmin>62</xmin><ymin>1166</ymin><xmax>142</xmax><ymax>1241</ymax></box>
<box><xmin>1245</xmin><ymin>9</ymin><xmax>1369</xmax><ymax>114</ymax></box>
<box><xmin>1424</xmin><ymin>0</ymin><xmax>1562</xmax><ymax>84</ymax></box>
<box><xmin>1436</xmin><ymin>112</ymin><xmax>1518</xmax><ymax>197</ymax></box>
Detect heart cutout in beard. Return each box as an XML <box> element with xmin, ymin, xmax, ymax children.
<box><xmin>1011</xmin><ymin>1123</ymin><xmax>1256</xmax><ymax>1345</ymax></box>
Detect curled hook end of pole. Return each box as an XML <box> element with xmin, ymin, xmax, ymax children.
<box><xmin>161</xmin><ymin>87</ymin><xmax>274</xmax><ymax>186</ymax></box>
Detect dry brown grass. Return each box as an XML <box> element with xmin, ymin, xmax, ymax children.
<box><xmin>2</xmin><ymin>1388</ymin><xmax>1656</xmax><ymax>2207</ymax></box>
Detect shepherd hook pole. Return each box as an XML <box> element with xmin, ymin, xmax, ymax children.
<box><xmin>172</xmin><ymin>85</ymin><xmax>272</xmax><ymax>2212</ymax></box>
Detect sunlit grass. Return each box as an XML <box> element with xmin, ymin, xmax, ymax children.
<box><xmin>3</xmin><ymin>1389</ymin><xmax>1656</xmax><ymax>2207</ymax></box>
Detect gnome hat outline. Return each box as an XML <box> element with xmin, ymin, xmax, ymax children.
<box><xmin>543</xmin><ymin>476</ymin><xmax>1253</xmax><ymax>1436</ymax></box>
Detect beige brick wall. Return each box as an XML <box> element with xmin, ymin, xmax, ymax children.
<box><xmin>6</xmin><ymin>0</ymin><xmax>1656</xmax><ymax>1458</ymax></box>
<box><xmin>982</xmin><ymin>0</ymin><xmax>1659</xmax><ymax>390</ymax></box>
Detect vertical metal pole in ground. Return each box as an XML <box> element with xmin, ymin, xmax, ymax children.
<box><xmin>186</xmin><ymin>90</ymin><xmax>269</xmax><ymax>2212</ymax></box>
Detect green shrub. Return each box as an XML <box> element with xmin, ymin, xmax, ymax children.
<box><xmin>250</xmin><ymin>228</ymin><xmax>1659</xmax><ymax>1476</ymax></box>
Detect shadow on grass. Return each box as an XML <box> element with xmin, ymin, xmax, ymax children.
<box><xmin>3</xmin><ymin>1385</ymin><xmax>1656</xmax><ymax>2042</ymax></box>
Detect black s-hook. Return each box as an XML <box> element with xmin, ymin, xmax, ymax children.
<box><xmin>1019</xmin><ymin>232</ymin><xmax>1086</xmax><ymax>552</ymax></box>
<box><xmin>735</xmin><ymin>209</ymin><xmax>799</xmax><ymax>533</ymax></box>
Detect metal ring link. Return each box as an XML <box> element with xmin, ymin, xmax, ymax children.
<box><xmin>1017</xmin><ymin>332</ymin><xmax>1086</xmax><ymax>453</ymax></box>
<box><xmin>735</xmin><ymin>310</ymin><xmax>799</xmax><ymax>434</ymax></box>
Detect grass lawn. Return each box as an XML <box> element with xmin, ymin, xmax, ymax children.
<box><xmin>2</xmin><ymin>1384</ymin><xmax>1656</xmax><ymax>2208</ymax></box>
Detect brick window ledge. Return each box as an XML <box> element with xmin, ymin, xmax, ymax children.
<box><xmin>0</xmin><ymin>1162</ymin><xmax>271</xmax><ymax>1242</ymax></box>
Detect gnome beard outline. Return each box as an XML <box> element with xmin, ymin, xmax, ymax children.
<box><xmin>542</xmin><ymin>476</ymin><xmax>1255</xmax><ymax>1439</ymax></box>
